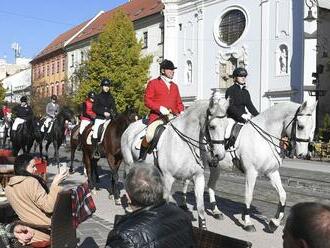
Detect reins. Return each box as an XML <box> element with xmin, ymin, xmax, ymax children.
<box><xmin>247</xmin><ymin>106</ymin><xmax>311</xmax><ymax>150</ymax></box>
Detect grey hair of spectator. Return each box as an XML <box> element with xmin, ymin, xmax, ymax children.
<box><xmin>125</xmin><ymin>165</ymin><xmax>164</xmax><ymax>207</ymax></box>
<box><xmin>283</xmin><ymin>202</ymin><xmax>330</xmax><ymax>248</ymax></box>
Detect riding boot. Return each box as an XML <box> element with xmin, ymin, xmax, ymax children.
<box><xmin>92</xmin><ymin>138</ymin><xmax>100</xmax><ymax>159</ymax></box>
<box><xmin>138</xmin><ymin>138</ymin><xmax>149</xmax><ymax>162</ymax></box>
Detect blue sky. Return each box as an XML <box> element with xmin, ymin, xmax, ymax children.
<box><xmin>0</xmin><ymin>0</ymin><xmax>127</xmax><ymax>63</ymax></box>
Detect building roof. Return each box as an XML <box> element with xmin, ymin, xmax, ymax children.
<box><xmin>31</xmin><ymin>20</ymin><xmax>90</xmax><ymax>62</ymax></box>
<box><xmin>67</xmin><ymin>0</ymin><xmax>163</xmax><ymax>46</ymax></box>
<box><xmin>32</xmin><ymin>0</ymin><xmax>163</xmax><ymax>62</ymax></box>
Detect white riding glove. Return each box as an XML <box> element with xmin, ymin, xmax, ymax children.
<box><xmin>159</xmin><ymin>106</ymin><xmax>170</xmax><ymax>115</ymax></box>
<box><xmin>241</xmin><ymin>113</ymin><xmax>251</xmax><ymax>121</ymax></box>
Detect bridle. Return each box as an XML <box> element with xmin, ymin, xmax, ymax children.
<box><xmin>169</xmin><ymin>108</ymin><xmax>227</xmax><ymax>166</ymax></box>
<box><xmin>286</xmin><ymin>107</ymin><xmax>312</xmax><ymax>144</ymax></box>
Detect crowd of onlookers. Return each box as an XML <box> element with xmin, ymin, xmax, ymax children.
<box><xmin>0</xmin><ymin>155</ymin><xmax>329</xmax><ymax>247</ymax></box>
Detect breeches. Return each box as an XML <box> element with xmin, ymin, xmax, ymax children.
<box><xmin>92</xmin><ymin>119</ymin><xmax>106</xmax><ymax>139</ymax></box>
<box><xmin>12</xmin><ymin>118</ymin><xmax>25</xmax><ymax>131</ymax></box>
<box><xmin>79</xmin><ymin>120</ymin><xmax>91</xmax><ymax>135</ymax></box>
<box><xmin>146</xmin><ymin>119</ymin><xmax>164</xmax><ymax>143</ymax></box>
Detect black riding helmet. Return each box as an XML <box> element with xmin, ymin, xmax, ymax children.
<box><xmin>100</xmin><ymin>79</ymin><xmax>112</xmax><ymax>87</ymax></box>
<box><xmin>160</xmin><ymin>59</ymin><xmax>177</xmax><ymax>70</ymax></box>
<box><xmin>51</xmin><ymin>95</ymin><xmax>57</xmax><ymax>101</ymax></box>
<box><xmin>232</xmin><ymin>67</ymin><xmax>248</xmax><ymax>77</ymax></box>
<box><xmin>20</xmin><ymin>96</ymin><xmax>28</xmax><ymax>103</ymax></box>
<box><xmin>88</xmin><ymin>91</ymin><xmax>96</xmax><ymax>99</ymax></box>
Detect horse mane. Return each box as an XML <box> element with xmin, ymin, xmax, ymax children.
<box><xmin>253</xmin><ymin>102</ymin><xmax>299</xmax><ymax>123</ymax></box>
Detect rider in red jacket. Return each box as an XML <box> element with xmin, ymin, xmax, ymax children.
<box><xmin>79</xmin><ymin>91</ymin><xmax>96</xmax><ymax>135</ymax></box>
<box><xmin>138</xmin><ymin>59</ymin><xmax>184</xmax><ymax>161</ymax></box>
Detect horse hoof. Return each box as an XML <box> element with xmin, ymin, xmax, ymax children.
<box><xmin>268</xmin><ymin>220</ymin><xmax>279</xmax><ymax>233</ymax></box>
<box><xmin>244</xmin><ymin>225</ymin><xmax>256</xmax><ymax>232</ymax></box>
<box><xmin>115</xmin><ymin>199</ymin><xmax>121</xmax><ymax>205</ymax></box>
<box><xmin>179</xmin><ymin>205</ymin><xmax>189</xmax><ymax>211</ymax></box>
<box><xmin>214</xmin><ymin>213</ymin><xmax>224</xmax><ymax>220</ymax></box>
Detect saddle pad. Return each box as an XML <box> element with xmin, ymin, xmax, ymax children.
<box><xmin>86</xmin><ymin>120</ymin><xmax>111</xmax><ymax>145</ymax></box>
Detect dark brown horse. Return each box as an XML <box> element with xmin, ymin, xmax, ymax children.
<box><xmin>81</xmin><ymin>107</ymin><xmax>138</xmax><ymax>203</ymax></box>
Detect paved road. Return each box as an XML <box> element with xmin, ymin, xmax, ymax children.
<box><xmin>46</xmin><ymin>145</ymin><xmax>330</xmax><ymax>248</ymax></box>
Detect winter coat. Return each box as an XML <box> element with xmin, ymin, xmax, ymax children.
<box><xmin>144</xmin><ymin>77</ymin><xmax>184</xmax><ymax>124</ymax></box>
<box><xmin>105</xmin><ymin>201</ymin><xmax>194</xmax><ymax>248</ymax></box>
<box><xmin>80</xmin><ymin>99</ymin><xmax>96</xmax><ymax>121</ymax></box>
<box><xmin>92</xmin><ymin>91</ymin><xmax>117</xmax><ymax>120</ymax></box>
<box><xmin>225</xmin><ymin>83</ymin><xmax>259</xmax><ymax>123</ymax></box>
<box><xmin>12</xmin><ymin>105</ymin><xmax>33</xmax><ymax>120</ymax></box>
<box><xmin>5</xmin><ymin>176</ymin><xmax>62</xmax><ymax>242</ymax></box>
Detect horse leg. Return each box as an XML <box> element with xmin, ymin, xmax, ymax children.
<box><xmin>83</xmin><ymin>152</ymin><xmax>94</xmax><ymax>191</ymax></box>
<box><xmin>179</xmin><ymin>179</ymin><xmax>190</xmax><ymax>211</ymax></box>
<box><xmin>70</xmin><ymin>143</ymin><xmax>76</xmax><ymax>174</ymax></box>
<box><xmin>112</xmin><ymin>169</ymin><xmax>121</xmax><ymax>205</ymax></box>
<box><xmin>267</xmin><ymin>170</ymin><xmax>286</xmax><ymax>233</ymax></box>
<box><xmin>53</xmin><ymin>141</ymin><xmax>59</xmax><ymax>166</ymax></box>
<box><xmin>208</xmin><ymin>166</ymin><xmax>223</xmax><ymax>220</ymax></box>
<box><xmin>163</xmin><ymin>173</ymin><xmax>175</xmax><ymax>203</ymax></box>
<box><xmin>91</xmin><ymin>159</ymin><xmax>99</xmax><ymax>190</ymax></box>
<box><xmin>194</xmin><ymin>174</ymin><xmax>207</xmax><ymax>230</ymax></box>
<box><xmin>45</xmin><ymin>141</ymin><xmax>51</xmax><ymax>161</ymax></box>
<box><xmin>242</xmin><ymin>169</ymin><xmax>258</xmax><ymax>232</ymax></box>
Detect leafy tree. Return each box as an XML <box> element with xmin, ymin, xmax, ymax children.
<box><xmin>74</xmin><ymin>10</ymin><xmax>152</xmax><ymax>115</ymax></box>
<box><xmin>0</xmin><ymin>83</ymin><xmax>6</xmax><ymax>103</ymax></box>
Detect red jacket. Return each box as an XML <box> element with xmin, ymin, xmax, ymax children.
<box><xmin>80</xmin><ymin>99</ymin><xmax>96</xmax><ymax>121</ymax></box>
<box><xmin>145</xmin><ymin>77</ymin><xmax>184</xmax><ymax>124</ymax></box>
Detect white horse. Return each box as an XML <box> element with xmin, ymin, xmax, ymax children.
<box><xmin>121</xmin><ymin>95</ymin><xmax>229</xmax><ymax>228</ymax></box>
<box><xmin>183</xmin><ymin>100</ymin><xmax>317</xmax><ymax>232</ymax></box>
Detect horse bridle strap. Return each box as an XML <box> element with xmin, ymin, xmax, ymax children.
<box><xmin>205</xmin><ymin>109</ymin><xmax>226</xmax><ymax>147</ymax></box>
<box><xmin>289</xmin><ymin>107</ymin><xmax>312</xmax><ymax>143</ymax></box>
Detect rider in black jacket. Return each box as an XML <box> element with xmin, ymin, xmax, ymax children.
<box><xmin>225</xmin><ymin>67</ymin><xmax>259</xmax><ymax>123</ymax></box>
<box><xmin>91</xmin><ymin>79</ymin><xmax>117</xmax><ymax>158</ymax></box>
<box><xmin>12</xmin><ymin>96</ymin><xmax>34</xmax><ymax>135</ymax></box>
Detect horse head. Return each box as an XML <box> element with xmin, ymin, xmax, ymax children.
<box><xmin>287</xmin><ymin>101</ymin><xmax>317</xmax><ymax>158</ymax></box>
<box><xmin>124</xmin><ymin>105</ymin><xmax>139</xmax><ymax>123</ymax></box>
<box><xmin>58</xmin><ymin>106</ymin><xmax>76</xmax><ymax>125</ymax></box>
<box><xmin>205</xmin><ymin>95</ymin><xmax>229</xmax><ymax>161</ymax></box>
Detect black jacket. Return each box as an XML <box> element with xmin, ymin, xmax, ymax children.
<box><xmin>12</xmin><ymin>105</ymin><xmax>33</xmax><ymax>120</ymax></box>
<box><xmin>105</xmin><ymin>201</ymin><xmax>194</xmax><ymax>248</ymax></box>
<box><xmin>225</xmin><ymin>83</ymin><xmax>259</xmax><ymax>123</ymax></box>
<box><xmin>92</xmin><ymin>91</ymin><xmax>117</xmax><ymax>120</ymax></box>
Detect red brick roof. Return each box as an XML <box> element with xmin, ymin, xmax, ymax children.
<box><xmin>67</xmin><ymin>0</ymin><xmax>163</xmax><ymax>46</ymax></box>
<box><xmin>32</xmin><ymin>0</ymin><xmax>163</xmax><ymax>62</ymax></box>
<box><xmin>32</xmin><ymin>20</ymin><xmax>90</xmax><ymax>62</ymax></box>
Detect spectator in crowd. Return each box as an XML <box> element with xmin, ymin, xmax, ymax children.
<box><xmin>105</xmin><ymin>164</ymin><xmax>194</xmax><ymax>248</ymax></box>
<box><xmin>5</xmin><ymin>154</ymin><xmax>68</xmax><ymax>244</ymax></box>
<box><xmin>283</xmin><ymin>202</ymin><xmax>330</xmax><ymax>248</ymax></box>
<box><xmin>0</xmin><ymin>222</ymin><xmax>34</xmax><ymax>247</ymax></box>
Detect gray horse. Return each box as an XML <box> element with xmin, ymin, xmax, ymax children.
<box><xmin>121</xmin><ymin>95</ymin><xmax>229</xmax><ymax>229</ymax></box>
<box><xmin>183</xmin><ymin>100</ymin><xmax>317</xmax><ymax>232</ymax></box>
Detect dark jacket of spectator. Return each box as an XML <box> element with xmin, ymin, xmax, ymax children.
<box><xmin>105</xmin><ymin>201</ymin><xmax>194</xmax><ymax>248</ymax></box>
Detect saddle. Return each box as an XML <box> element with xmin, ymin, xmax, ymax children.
<box><xmin>86</xmin><ymin>120</ymin><xmax>111</xmax><ymax>145</ymax></box>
